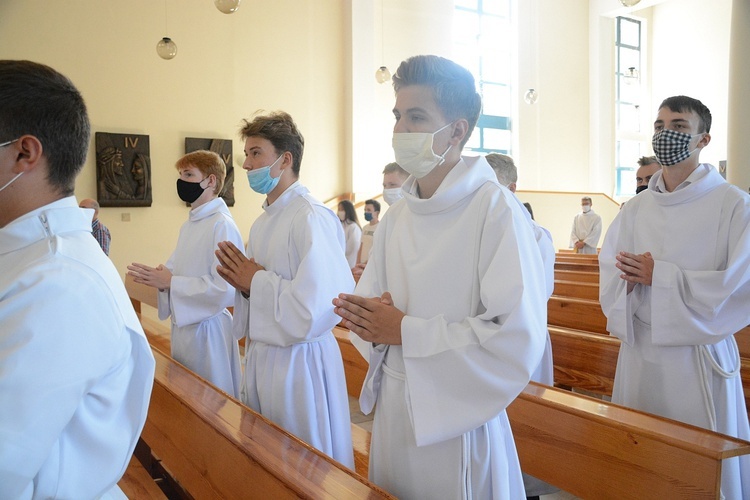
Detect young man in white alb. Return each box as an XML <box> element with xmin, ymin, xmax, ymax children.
<box><xmin>599</xmin><ymin>95</ymin><xmax>750</xmax><ymax>498</ymax></box>
<box><xmin>333</xmin><ymin>55</ymin><xmax>547</xmax><ymax>499</ymax></box>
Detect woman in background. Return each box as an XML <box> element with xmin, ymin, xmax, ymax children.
<box><xmin>338</xmin><ymin>199</ymin><xmax>361</xmax><ymax>269</ymax></box>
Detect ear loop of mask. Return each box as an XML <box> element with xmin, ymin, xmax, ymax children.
<box><xmin>0</xmin><ymin>171</ymin><xmax>23</xmax><ymax>193</ymax></box>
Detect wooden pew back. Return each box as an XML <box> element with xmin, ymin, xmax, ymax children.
<box><xmin>509</xmin><ymin>382</ymin><xmax>750</xmax><ymax>499</ymax></box>
<box><xmin>554</xmin><ymin>269</ymin><xmax>599</xmax><ymax>283</ymax></box>
<box><xmin>553</xmin><ymin>279</ymin><xmax>599</xmax><ymax>301</ymax></box>
<box><xmin>548</xmin><ymin>326</ymin><xmax>619</xmax><ymax>396</ymax></box>
<box><xmin>144</xmin><ymin>346</ymin><xmax>392</xmax><ymax>498</ymax></box>
<box><xmin>554</xmin><ymin>261</ymin><xmax>600</xmax><ymax>273</ymax></box>
<box><xmin>547</xmin><ymin>295</ymin><xmax>609</xmax><ymax>335</ymax></box>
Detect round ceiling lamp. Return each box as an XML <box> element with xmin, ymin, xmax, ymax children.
<box><xmin>215</xmin><ymin>0</ymin><xmax>241</xmax><ymax>14</ymax></box>
<box><xmin>375</xmin><ymin>66</ymin><xmax>391</xmax><ymax>84</ymax></box>
<box><xmin>620</xmin><ymin>0</ymin><xmax>642</xmax><ymax>6</ymax></box>
<box><xmin>156</xmin><ymin>37</ymin><xmax>178</xmax><ymax>60</ymax></box>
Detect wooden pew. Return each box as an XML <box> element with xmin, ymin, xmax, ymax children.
<box><xmin>555</xmin><ymin>253</ymin><xmax>600</xmax><ymax>264</ymax></box>
<box><xmin>127</xmin><ymin>274</ymin><xmax>750</xmax><ymax>498</ymax></box>
<box><xmin>554</xmin><ymin>269</ymin><xmax>599</xmax><ymax>284</ymax></box>
<box><xmin>547</xmin><ymin>295</ymin><xmax>609</xmax><ymax>335</ymax></box>
<box><xmin>553</xmin><ymin>279</ymin><xmax>599</xmax><ymax>301</ymax></box>
<box><xmin>548</xmin><ymin>326</ymin><xmax>619</xmax><ymax>396</ymax></box>
<box><xmin>118</xmin><ymin>454</ymin><xmax>168</xmax><ymax>499</ymax></box>
<box><xmin>142</xmin><ymin>346</ymin><xmax>392</xmax><ymax>499</ymax></box>
<box><xmin>125</xmin><ymin>275</ymin><xmax>377</xmax><ymax>482</ymax></box>
<box><xmin>554</xmin><ymin>261</ymin><xmax>600</xmax><ymax>273</ymax></box>
<box><xmin>509</xmin><ymin>382</ymin><xmax>750</xmax><ymax>500</ymax></box>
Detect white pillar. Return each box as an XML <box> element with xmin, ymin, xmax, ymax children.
<box><xmin>727</xmin><ymin>0</ymin><xmax>750</xmax><ymax>192</ymax></box>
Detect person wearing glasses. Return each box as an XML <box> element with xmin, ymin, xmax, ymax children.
<box><xmin>0</xmin><ymin>60</ymin><xmax>155</xmax><ymax>498</ymax></box>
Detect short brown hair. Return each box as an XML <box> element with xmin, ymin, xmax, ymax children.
<box><xmin>392</xmin><ymin>55</ymin><xmax>482</xmax><ymax>149</ymax></box>
<box><xmin>240</xmin><ymin>110</ymin><xmax>304</xmax><ymax>176</ymax></box>
<box><xmin>175</xmin><ymin>150</ymin><xmax>226</xmax><ymax>194</ymax></box>
<box><xmin>637</xmin><ymin>156</ymin><xmax>660</xmax><ymax>167</ymax></box>
<box><xmin>382</xmin><ymin>162</ymin><xmax>408</xmax><ymax>178</ymax></box>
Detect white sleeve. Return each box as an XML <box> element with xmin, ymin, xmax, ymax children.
<box><xmin>570</xmin><ymin>216</ymin><xmax>579</xmax><ymax>247</ymax></box>
<box><xmin>248</xmin><ymin>207</ymin><xmax>355</xmax><ymax>346</ymax></box>
<box><xmin>167</xmin><ymin>218</ymin><xmax>244</xmax><ymax>327</ymax></box>
<box><xmin>583</xmin><ymin>215</ymin><xmax>602</xmax><ymax>248</ymax></box>
<box><xmin>399</xmin><ymin>197</ymin><xmax>547</xmax><ymax>446</ymax></box>
<box><xmin>598</xmin><ymin>210</ymin><xmax>639</xmax><ymax>345</ymax></box>
<box><xmin>650</xmin><ymin>199</ymin><xmax>750</xmax><ymax>345</ymax></box>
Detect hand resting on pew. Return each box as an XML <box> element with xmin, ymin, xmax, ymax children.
<box><xmin>333</xmin><ymin>291</ymin><xmax>404</xmax><ymax>345</ymax></box>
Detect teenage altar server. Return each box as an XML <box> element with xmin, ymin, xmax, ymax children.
<box><xmin>599</xmin><ymin>95</ymin><xmax>750</xmax><ymax>499</ymax></box>
<box><xmin>129</xmin><ymin>150</ymin><xmax>243</xmax><ymax>396</ymax></box>
<box><xmin>333</xmin><ymin>55</ymin><xmax>547</xmax><ymax>499</ymax></box>
<box><xmin>0</xmin><ymin>60</ymin><xmax>155</xmax><ymax>498</ymax></box>
<box><xmin>216</xmin><ymin>111</ymin><xmax>355</xmax><ymax>467</ymax></box>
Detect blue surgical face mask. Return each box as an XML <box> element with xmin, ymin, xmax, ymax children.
<box><xmin>247</xmin><ymin>154</ymin><xmax>283</xmax><ymax>194</ymax></box>
<box><xmin>364</xmin><ymin>212</ymin><xmax>373</xmax><ymax>222</ymax></box>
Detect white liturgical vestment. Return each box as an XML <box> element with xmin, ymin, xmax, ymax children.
<box><xmin>342</xmin><ymin>220</ymin><xmax>362</xmax><ymax>268</ymax></box>
<box><xmin>599</xmin><ymin>164</ymin><xmax>750</xmax><ymax>499</ymax></box>
<box><xmin>233</xmin><ymin>181</ymin><xmax>355</xmax><ymax>467</ymax></box>
<box><xmin>352</xmin><ymin>156</ymin><xmax>547</xmax><ymax>499</ymax></box>
<box><xmin>158</xmin><ymin>197</ymin><xmax>243</xmax><ymax>397</ymax></box>
<box><xmin>0</xmin><ymin>197</ymin><xmax>155</xmax><ymax>499</ymax></box>
<box><xmin>569</xmin><ymin>209</ymin><xmax>602</xmax><ymax>254</ymax></box>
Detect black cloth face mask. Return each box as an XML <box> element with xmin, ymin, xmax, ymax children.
<box><xmin>176</xmin><ymin>178</ymin><xmax>207</xmax><ymax>203</ymax></box>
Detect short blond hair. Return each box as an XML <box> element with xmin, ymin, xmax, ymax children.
<box><xmin>175</xmin><ymin>150</ymin><xmax>226</xmax><ymax>194</ymax></box>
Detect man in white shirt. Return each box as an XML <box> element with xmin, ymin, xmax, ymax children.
<box><xmin>0</xmin><ymin>60</ymin><xmax>155</xmax><ymax>499</ymax></box>
<box><xmin>599</xmin><ymin>95</ymin><xmax>750</xmax><ymax>498</ymax></box>
<box><xmin>569</xmin><ymin>196</ymin><xmax>602</xmax><ymax>254</ymax></box>
<box><xmin>357</xmin><ymin>198</ymin><xmax>380</xmax><ymax>266</ymax></box>
<box><xmin>333</xmin><ymin>55</ymin><xmax>546</xmax><ymax>499</ymax></box>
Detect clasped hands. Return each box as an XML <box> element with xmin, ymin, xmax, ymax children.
<box><xmin>333</xmin><ymin>291</ymin><xmax>405</xmax><ymax>345</ymax></box>
<box><xmin>214</xmin><ymin>240</ymin><xmax>404</xmax><ymax>344</ymax></box>
<box><xmin>615</xmin><ymin>251</ymin><xmax>654</xmax><ymax>293</ymax></box>
<box><xmin>215</xmin><ymin>241</ymin><xmax>265</xmax><ymax>295</ymax></box>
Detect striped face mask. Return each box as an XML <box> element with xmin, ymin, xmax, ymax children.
<box><xmin>652</xmin><ymin>129</ymin><xmax>702</xmax><ymax>166</ymax></box>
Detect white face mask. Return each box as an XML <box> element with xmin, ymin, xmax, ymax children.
<box><xmin>392</xmin><ymin>122</ymin><xmax>453</xmax><ymax>179</ymax></box>
<box><xmin>337</xmin><ymin>210</ymin><xmax>346</xmax><ymax>221</ymax></box>
<box><xmin>382</xmin><ymin>187</ymin><xmax>403</xmax><ymax>206</ymax></box>
<box><xmin>582</xmin><ymin>204</ymin><xmax>591</xmax><ymax>213</ymax></box>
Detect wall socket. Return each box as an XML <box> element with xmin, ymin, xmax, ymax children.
<box><xmin>121</xmin><ymin>213</ymin><xmax>131</xmax><ymax>222</ymax></box>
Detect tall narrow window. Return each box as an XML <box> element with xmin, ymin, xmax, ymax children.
<box><xmin>615</xmin><ymin>16</ymin><xmax>643</xmax><ymax>196</ymax></box>
<box><xmin>453</xmin><ymin>0</ymin><xmax>513</xmax><ymax>154</ymax></box>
